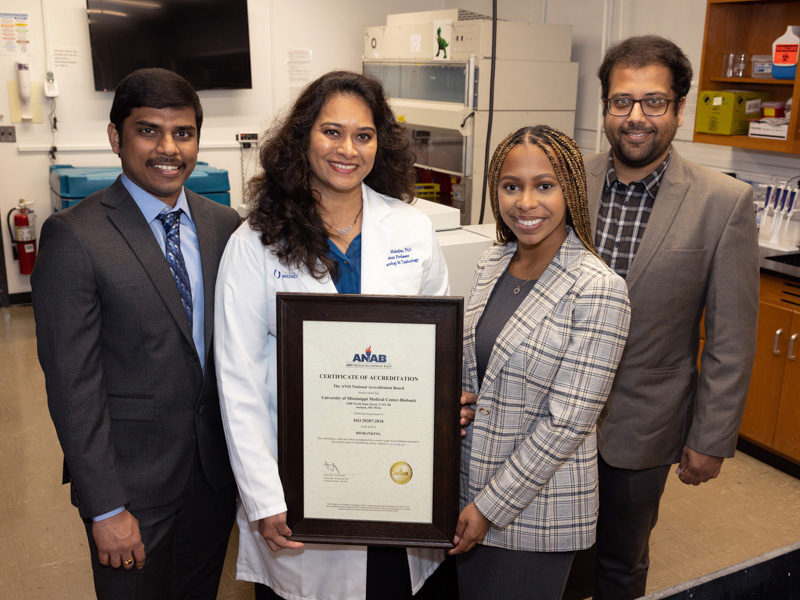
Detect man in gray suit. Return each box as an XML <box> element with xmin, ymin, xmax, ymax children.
<box><xmin>584</xmin><ymin>36</ymin><xmax>759</xmax><ymax>599</ymax></box>
<box><xmin>32</xmin><ymin>68</ymin><xmax>240</xmax><ymax>599</ymax></box>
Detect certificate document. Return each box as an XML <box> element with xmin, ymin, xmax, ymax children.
<box><xmin>302</xmin><ymin>320</ymin><xmax>435</xmax><ymax>523</ymax></box>
<box><xmin>277</xmin><ymin>293</ymin><xmax>462</xmax><ymax>547</ymax></box>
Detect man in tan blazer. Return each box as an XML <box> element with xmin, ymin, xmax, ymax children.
<box><xmin>584</xmin><ymin>36</ymin><xmax>759</xmax><ymax>599</ymax></box>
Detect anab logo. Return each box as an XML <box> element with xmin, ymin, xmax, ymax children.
<box><xmin>352</xmin><ymin>344</ymin><xmax>387</xmax><ymax>363</ymax></box>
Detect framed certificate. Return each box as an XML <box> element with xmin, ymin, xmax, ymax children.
<box><xmin>277</xmin><ymin>293</ymin><xmax>463</xmax><ymax>548</ymax></box>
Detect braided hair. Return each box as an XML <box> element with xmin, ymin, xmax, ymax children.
<box><xmin>487</xmin><ymin>125</ymin><xmax>596</xmax><ymax>255</ymax></box>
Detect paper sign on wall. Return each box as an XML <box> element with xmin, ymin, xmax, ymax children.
<box><xmin>1</xmin><ymin>12</ymin><xmax>33</xmax><ymax>56</ymax></box>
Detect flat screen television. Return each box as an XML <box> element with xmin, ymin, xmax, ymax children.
<box><xmin>86</xmin><ymin>0</ymin><xmax>252</xmax><ymax>92</ymax></box>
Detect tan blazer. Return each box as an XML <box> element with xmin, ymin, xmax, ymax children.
<box><xmin>585</xmin><ymin>149</ymin><xmax>759</xmax><ymax>470</ymax></box>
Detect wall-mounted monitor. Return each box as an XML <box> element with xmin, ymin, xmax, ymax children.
<box><xmin>86</xmin><ymin>0</ymin><xmax>252</xmax><ymax>92</ymax></box>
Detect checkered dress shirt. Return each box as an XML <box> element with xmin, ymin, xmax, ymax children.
<box><xmin>594</xmin><ymin>149</ymin><xmax>672</xmax><ymax>278</ymax></box>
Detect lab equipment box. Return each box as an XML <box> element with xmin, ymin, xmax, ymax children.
<box><xmin>749</xmin><ymin>119</ymin><xmax>790</xmax><ymax>140</ymax></box>
<box><xmin>695</xmin><ymin>90</ymin><xmax>772</xmax><ymax>135</ymax></box>
<box><xmin>49</xmin><ymin>162</ymin><xmax>231</xmax><ymax>211</ymax></box>
<box><xmin>364</xmin><ymin>9</ymin><xmax>578</xmax><ymax>225</ymax></box>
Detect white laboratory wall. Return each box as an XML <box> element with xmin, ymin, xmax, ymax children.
<box><xmin>4</xmin><ymin>0</ymin><xmax>800</xmax><ymax>298</ymax></box>
<box><xmin>0</xmin><ymin>0</ymin><xmax>443</xmax><ymax>297</ymax></box>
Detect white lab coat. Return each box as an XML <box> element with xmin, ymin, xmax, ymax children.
<box><xmin>214</xmin><ymin>184</ymin><xmax>450</xmax><ymax>600</ymax></box>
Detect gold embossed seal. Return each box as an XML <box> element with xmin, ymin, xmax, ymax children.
<box><xmin>389</xmin><ymin>461</ymin><xmax>412</xmax><ymax>484</ymax></box>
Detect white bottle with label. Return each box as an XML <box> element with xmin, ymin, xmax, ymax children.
<box><xmin>772</xmin><ymin>25</ymin><xmax>800</xmax><ymax>80</ymax></box>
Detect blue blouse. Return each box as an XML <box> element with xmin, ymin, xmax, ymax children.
<box><xmin>327</xmin><ymin>234</ymin><xmax>362</xmax><ymax>294</ymax></box>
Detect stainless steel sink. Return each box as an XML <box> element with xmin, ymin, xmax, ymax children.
<box><xmin>765</xmin><ymin>252</ymin><xmax>800</xmax><ymax>268</ymax></box>
<box><xmin>761</xmin><ymin>247</ymin><xmax>800</xmax><ymax>279</ymax></box>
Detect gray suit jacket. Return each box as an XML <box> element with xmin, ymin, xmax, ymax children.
<box><xmin>586</xmin><ymin>149</ymin><xmax>759</xmax><ymax>470</ymax></box>
<box><xmin>32</xmin><ymin>177</ymin><xmax>240</xmax><ymax>518</ymax></box>
<box><xmin>461</xmin><ymin>230</ymin><xmax>630</xmax><ymax>551</ymax></box>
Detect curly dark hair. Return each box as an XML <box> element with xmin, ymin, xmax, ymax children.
<box><xmin>488</xmin><ymin>125</ymin><xmax>596</xmax><ymax>256</ymax></box>
<box><xmin>247</xmin><ymin>70</ymin><xmax>416</xmax><ymax>279</ymax></box>
<box><xmin>598</xmin><ymin>35</ymin><xmax>692</xmax><ymax>116</ymax></box>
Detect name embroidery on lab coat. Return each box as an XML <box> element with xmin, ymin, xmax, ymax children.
<box><xmin>386</xmin><ymin>247</ymin><xmax>419</xmax><ymax>268</ymax></box>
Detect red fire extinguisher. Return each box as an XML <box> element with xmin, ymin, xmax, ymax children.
<box><xmin>7</xmin><ymin>199</ymin><xmax>37</xmax><ymax>275</ymax></box>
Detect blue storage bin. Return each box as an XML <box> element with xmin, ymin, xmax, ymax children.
<box><xmin>49</xmin><ymin>162</ymin><xmax>231</xmax><ymax>211</ymax></box>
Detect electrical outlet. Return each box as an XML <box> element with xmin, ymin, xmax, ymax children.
<box><xmin>0</xmin><ymin>126</ymin><xmax>16</xmax><ymax>143</ymax></box>
<box><xmin>236</xmin><ymin>132</ymin><xmax>258</xmax><ymax>148</ymax></box>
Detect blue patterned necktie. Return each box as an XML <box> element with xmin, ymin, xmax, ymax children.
<box><xmin>156</xmin><ymin>210</ymin><xmax>193</xmax><ymax>330</ymax></box>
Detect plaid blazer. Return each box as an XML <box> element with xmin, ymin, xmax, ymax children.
<box><xmin>460</xmin><ymin>229</ymin><xmax>630</xmax><ymax>552</ymax></box>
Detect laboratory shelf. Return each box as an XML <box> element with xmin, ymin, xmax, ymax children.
<box><xmin>695</xmin><ymin>0</ymin><xmax>800</xmax><ymax>155</ymax></box>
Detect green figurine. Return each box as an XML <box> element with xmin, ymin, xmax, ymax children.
<box><xmin>436</xmin><ymin>27</ymin><xmax>448</xmax><ymax>58</ymax></box>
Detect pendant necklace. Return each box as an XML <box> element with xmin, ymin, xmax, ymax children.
<box><xmin>512</xmin><ymin>273</ymin><xmax>532</xmax><ymax>295</ymax></box>
<box><xmin>330</xmin><ymin>204</ymin><xmax>363</xmax><ymax>236</ymax></box>
<box><xmin>509</xmin><ymin>254</ymin><xmax>538</xmax><ymax>295</ymax></box>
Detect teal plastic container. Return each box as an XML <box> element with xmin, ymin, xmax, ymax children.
<box><xmin>49</xmin><ymin>162</ymin><xmax>231</xmax><ymax>211</ymax></box>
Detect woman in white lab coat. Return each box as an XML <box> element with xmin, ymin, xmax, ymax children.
<box><xmin>214</xmin><ymin>71</ymin><xmax>453</xmax><ymax>600</ymax></box>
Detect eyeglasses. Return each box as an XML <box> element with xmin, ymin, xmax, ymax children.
<box><xmin>606</xmin><ymin>97</ymin><xmax>674</xmax><ymax>117</ymax></box>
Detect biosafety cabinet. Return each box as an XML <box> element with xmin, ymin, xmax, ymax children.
<box><xmin>364</xmin><ymin>9</ymin><xmax>579</xmax><ymax>225</ymax></box>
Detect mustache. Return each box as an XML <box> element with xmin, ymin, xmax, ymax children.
<box><xmin>146</xmin><ymin>158</ymin><xmax>185</xmax><ymax>167</ymax></box>
<box><xmin>621</xmin><ymin>124</ymin><xmax>655</xmax><ymax>134</ymax></box>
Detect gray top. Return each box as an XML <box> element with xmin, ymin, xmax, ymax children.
<box><xmin>475</xmin><ymin>268</ymin><xmax>536</xmax><ymax>386</ymax></box>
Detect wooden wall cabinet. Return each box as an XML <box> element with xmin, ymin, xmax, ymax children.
<box><xmin>696</xmin><ymin>0</ymin><xmax>800</xmax><ymax>154</ymax></box>
<box><xmin>739</xmin><ymin>272</ymin><xmax>800</xmax><ymax>462</ymax></box>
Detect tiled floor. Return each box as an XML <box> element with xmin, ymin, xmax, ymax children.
<box><xmin>0</xmin><ymin>305</ymin><xmax>251</xmax><ymax>600</ymax></box>
<box><xmin>2</xmin><ymin>304</ymin><xmax>799</xmax><ymax>599</ymax></box>
<box><xmin>647</xmin><ymin>447</ymin><xmax>800</xmax><ymax>593</ymax></box>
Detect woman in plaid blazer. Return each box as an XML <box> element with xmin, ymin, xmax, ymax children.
<box><xmin>449</xmin><ymin>126</ymin><xmax>631</xmax><ymax>600</ymax></box>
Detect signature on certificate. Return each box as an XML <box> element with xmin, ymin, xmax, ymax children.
<box><xmin>324</xmin><ymin>461</ymin><xmax>340</xmax><ymax>474</ymax></box>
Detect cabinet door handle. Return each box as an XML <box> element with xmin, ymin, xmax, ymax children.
<box><xmin>789</xmin><ymin>333</ymin><xmax>798</xmax><ymax>361</ymax></box>
<box><xmin>774</xmin><ymin>329</ymin><xmax>784</xmax><ymax>355</ymax></box>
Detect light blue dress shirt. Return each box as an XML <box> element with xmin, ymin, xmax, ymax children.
<box><xmin>94</xmin><ymin>175</ymin><xmax>206</xmax><ymax>522</ymax></box>
<box><xmin>121</xmin><ymin>174</ymin><xmax>205</xmax><ymax>369</ymax></box>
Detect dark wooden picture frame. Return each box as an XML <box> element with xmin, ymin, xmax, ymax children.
<box><xmin>277</xmin><ymin>293</ymin><xmax>463</xmax><ymax>548</ymax></box>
